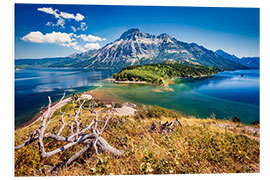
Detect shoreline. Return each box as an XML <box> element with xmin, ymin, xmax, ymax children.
<box><xmin>15</xmin><ymin>70</ymin><xmax>254</xmax><ymax>130</ymax></box>
<box><xmin>15</xmin><ymin>97</ymin><xmax>72</xmax><ymax>130</ymax></box>
<box><xmin>108</xmin><ymin>74</ymin><xmax>215</xmax><ymax>87</ymax></box>
<box><xmin>16</xmin><ymin>93</ymin><xmax>95</xmax><ymax>130</ymax></box>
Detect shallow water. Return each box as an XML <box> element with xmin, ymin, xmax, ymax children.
<box><xmin>96</xmin><ymin>69</ymin><xmax>259</xmax><ymax>124</ymax></box>
<box><xmin>15</xmin><ymin>68</ymin><xmax>259</xmax><ymax>127</ymax></box>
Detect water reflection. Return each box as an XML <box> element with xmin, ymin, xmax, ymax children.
<box><xmin>15</xmin><ymin>68</ymin><xmax>117</xmax><ymax>127</ymax></box>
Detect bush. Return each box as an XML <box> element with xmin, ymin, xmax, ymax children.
<box><xmin>72</xmin><ymin>92</ymin><xmax>81</xmax><ymax>100</ymax></box>
<box><xmin>251</xmin><ymin>120</ymin><xmax>259</xmax><ymax>125</ymax></box>
<box><xmin>83</xmin><ymin>99</ymin><xmax>107</xmax><ymax>108</ymax></box>
<box><xmin>232</xmin><ymin>116</ymin><xmax>241</xmax><ymax>123</ymax></box>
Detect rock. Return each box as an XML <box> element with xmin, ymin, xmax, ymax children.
<box><xmin>122</xmin><ymin>102</ymin><xmax>136</xmax><ymax>108</ymax></box>
<box><xmin>80</xmin><ymin>93</ymin><xmax>93</xmax><ymax>100</ymax></box>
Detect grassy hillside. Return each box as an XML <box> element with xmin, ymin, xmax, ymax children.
<box><xmin>14</xmin><ymin>100</ymin><xmax>259</xmax><ymax>176</ymax></box>
<box><xmin>113</xmin><ymin>63</ymin><xmax>218</xmax><ymax>85</ymax></box>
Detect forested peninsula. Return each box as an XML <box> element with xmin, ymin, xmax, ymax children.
<box><xmin>113</xmin><ymin>63</ymin><xmax>218</xmax><ymax>86</ymax></box>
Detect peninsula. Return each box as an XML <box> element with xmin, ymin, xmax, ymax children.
<box><xmin>113</xmin><ymin>62</ymin><xmax>218</xmax><ymax>86</ymax></box>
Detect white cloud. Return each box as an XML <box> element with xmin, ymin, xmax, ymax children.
<box><xmin>59</xmin><ymin>12</ymin><xmax>84</xmax><ymax>22</ymax></box>
<box><xmin>75</xmin><ymin>13</ymin><xmax>84</xmax><ymax>21</ymax></box>
<box><xmin>38</xmin><ymin>7</ymin><xmax>84</xmax><ymax>21</ymax></box>
<box><xmin>71</xmin><ymin>26</ymin><xmax>77</xmax><ymax>32</ymax></box>
<box><xmin>37</xmin><ymin>7</ymin><xmax>85</xmax><ymax>28</ymax></box>
<box><xmin>21</xmin><ymin>31</ymin><xmax>45</xmax><ymax>43</ymax></box>
<box><xmin>59</xmin><ymin>11</ymin><xmax>75</xmax><ymax>19</ymax></box>
<box><xmin>46</xmin><ymin>22</ymin><xmax>54</xmax><ymax>26</ymax></box>
<box><xmin>71</xmin><ymin>22</ymin><xmax>88</xmax><ymax>32</ymax></box>
<box><xmin>59</xmin><ymin>41</ymin><xmax>78</xmax><ymax>48</ymax></box>
<box><xmin>22</xmin><ymin>31</ymin><xmax>72</xmax><ymax>44</ymax></box>
<box><xmin>80</xmin><ymin>22</ymin><xmax>88</xmax><ymax>31</ymax></box>
<box><xmin>59</xmin><ymin>41</ymin><xmax>86</xmax><ymax>51</ymax></box>
<box><xmin>78</xmin><ymin>34</ymin><xmax>106</xmax><ymax>42</ymax></box>
<box><xmin>85</xmin><ymin>43</ymin><xmax>101</xmax><ymax>50</ymax></box>
<box><xmin>37</xmin><ymin>7</ymin><xmax>59</xmax><ymax>18</ymax></box>
<box><xmin>22</xmin><ymin>31</ymin><xmax>105</xmax><ymax>52</ymax></box>
<box><xmin>56</xmin><ymin>19</ymin><xmax>65</xmax><ymax>28</ymax></box>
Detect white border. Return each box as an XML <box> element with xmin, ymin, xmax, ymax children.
<box><xmin>1</xmin><ymin>0</ymin><xmax>270</xmax><ymax>180</ymax></box>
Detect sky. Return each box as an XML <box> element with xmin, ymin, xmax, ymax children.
<box><xmin>15</xmin><ymin>4</ymin><xmax>260</xmax><ymax>59</ymax></box>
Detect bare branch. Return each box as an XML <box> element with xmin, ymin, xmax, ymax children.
<box><xmin>99</xmin><ymin>115</ymin><xmax>110</xmax><ymax>135</ymax></box>
<box><xmin>169</xmin><ymin>117</ymin><xmax>182</xmax><ymax>128</ymax></box>
<box><xmin>97</xmin><ymin>137</ymin><xmax>123</xmax><ymax>156</ymax></box>
<box><xmin>57</xmin><ymin>112</ymin><xmax>65</xmax><ymax>136</ymax></box>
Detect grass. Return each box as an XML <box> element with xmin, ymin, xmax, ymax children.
<box><xmin>14</xmin><ymin>102</ymin><xmax>260</xmax><ymax>176</ymax></box>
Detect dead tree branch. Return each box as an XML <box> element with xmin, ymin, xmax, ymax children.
<box><xmin>148</xmin><ymin>117</ymin><xmax>182</xmax><ymax>134</ymax></box>
<box><xmin>15</xmin><ymin>93</ymin><xmax>123</xmax><ymax>172</ymax></box>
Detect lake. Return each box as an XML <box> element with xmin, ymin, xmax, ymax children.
<box><xmin>15</xmin><ymin>68</ymin><xmax>259</xmax><ymax>127</ymax></box>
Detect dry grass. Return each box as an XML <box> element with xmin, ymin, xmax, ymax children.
<box><xmin>14</xmin><ymin>103</ymin><xmax>260</xmax><ymax>176</ymax></box>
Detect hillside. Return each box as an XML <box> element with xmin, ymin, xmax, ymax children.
<box><xmin>215</xmin><ymin>49</ymin><xmax>259</xmax><ymax>68</ymax></box>
<box><xmin>113</xmin><ymin>63</ymin><xmax>218</xmax><ymax>85</ymax></box>
<box><xmin>15</xmin><ymin>29</ymin><xmax>246</xmax><ymax>70</ymax></box>
<box><xmin>14</xmin><ymin>94</ymin><xmax>259</xmax><ymax>176</ymax></box>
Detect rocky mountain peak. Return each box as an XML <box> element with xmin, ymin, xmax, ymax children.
<box><xmin>157</xmin><ymin>33</ymin><xmax>172</xmax><ymax>40</ymax></box>
<box><xmin>119</xmin><ymin>28</ymin><xmax>154</xmax><ymax>40</ymax></box>
<box><xmin>66</xmin><ymin>28</ymin><xmax>246</xmax><ymax>70</ymax></box>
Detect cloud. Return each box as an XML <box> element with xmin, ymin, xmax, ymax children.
<box><xmin>37</xmin><ymin>7</ymin><xmax>59</xmax><ymax>18</ymax></box>
<box><xmin>75</xmin><ymin>13</ymin><xmax>84</xmax><ymax>21</ymax></box>
<box><xmin>71</xmin><ymin>22</ymin><xmax>88</xmax><ymax>32</ymax></box>
<box><xmin>22</xmin><ymin>31</ymin><xmax>104</xmax><ymax>52</ymax></box>
<box><xmin>46</xmin><ymin>22</ymin><xmax>54</xmax><ymax>26</ymax></box>
<box><xmin>77</xmin><ymin>34</ymin><xmax>106</xmax><ymax>42</ymax></box>
<box><xmin>59</xmin><ymin>41</ymin><xmax>86</xmax><ymax>51</ymax></box>
<box><xmin>79</xmin><ymin>22</ymin><xmax>88</xmax><ymax>31</ymax></box>
<box><xmin>85</xmin><ymin>43</ymin><xmax>101</xmax><ymax>50</ymax></box>
<box><xmin>71</xmin><ymin>26</ymin><xmax>77</xmax><ymax>32</ymax></box>
<box><xmin>59</xmin><ymin>12</ymin><xmax>84</xmax><ymax>22</ymax></box>
<box><xmin>21</xmin><ymin>31</ymin><xmax>72</xmax><ymax>43</ymax></box>
<box><xmin>56</xmin><ymin>19</ymin><xmax>65</xmax><ymax>28</ymax></box>
<box><xmin>38</xmin><ymin>7</ymin><xmax>84</xmax><ymax>21</ymax></box>
<box><xmin>59</xmin><ymin>41</ymin><xmax>78</xmax><ymax>48</ymax></box>
<box><xmin>38</xmin><ymin>7</ymin><xmax>85</xmax><ymax>28</ymax></box>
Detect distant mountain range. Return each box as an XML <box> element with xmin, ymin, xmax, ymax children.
<box><xmin>16</xmin><ymin>28</ymin><xmax>258</xmax><ymax>70</ymax></box>
<box><xmin>215</xmin><ymin>49</ymin><xmax>259</xmax><ymax>68</ymax></box>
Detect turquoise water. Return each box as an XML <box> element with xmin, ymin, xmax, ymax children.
<box><xmin>97</xmin><ymin>69</ymin><xmax>259</xmax><ymax>124</ymax></box>
<box><xmin>15</xmin><ymin>68</ymin><xmax>259</xmax><ymax>127</ymax></box>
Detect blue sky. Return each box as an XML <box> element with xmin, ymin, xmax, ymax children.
<box><xmin>15</xmin><ymin>4</ymin><xmax>259</xmax><ymax>59</ymax></box>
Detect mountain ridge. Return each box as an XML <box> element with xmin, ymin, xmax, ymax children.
<box><xmin>215</xmin><ymin>49</ymin><xmax>259</xmax><ymax>68</ymax></box>
<box><xmin>16</xmin><ymin>28</ymin><xmax>249</xmax><ymax>70</ymax></box>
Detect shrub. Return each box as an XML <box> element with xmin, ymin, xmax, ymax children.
<box><xmin>251</xmin><ymin>120</ymin><xmax>259</xmax><ymax>125</ymax></box>
<box><xmin>232</xmin><ymin>116</ymin><xmax>241</xmax><ymax>123</ymax></box>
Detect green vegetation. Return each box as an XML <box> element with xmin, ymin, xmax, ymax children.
<box><xmin>15</xmin><ymin>101</ymin><xmax>259</xmax><ymax>176</ymax></box>
<box><xmin>113</xmin><ymin>63</ymin><xmax>218</xmax><ymax>85</ymax></box>
<box><xmin>134</xmin><ymin>105</ymin><xmax>179</xmax><ymax>120</ymax></box>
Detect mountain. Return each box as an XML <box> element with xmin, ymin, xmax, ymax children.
<box><xmin>16</xmin><ymin>28</ymin><xmax>247</xmax><ymax>70</ymax></box>
<box><xmin>215</xmin><ymin>49</ymin><xmax>239</xmax><ymax>62</ymax></box>
<box><xmin>215</xmin><ymin>49</ymin><xmax>259</xmax><ymax>68</ymax></box>
<box><xmin>240</xmin><ymin>57</ymin><xmax>260</xmax><ymax>68</ymax></box>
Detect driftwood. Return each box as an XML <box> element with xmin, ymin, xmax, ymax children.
<box><xmin>149</xmin><ymin>117</ymin><xmax>182</xmax><ymax>134</ymax></box>
<box><xmin>15</xmin><ymin>93</ymin><xmax>123</xmax><ymax>172</ymax></box>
